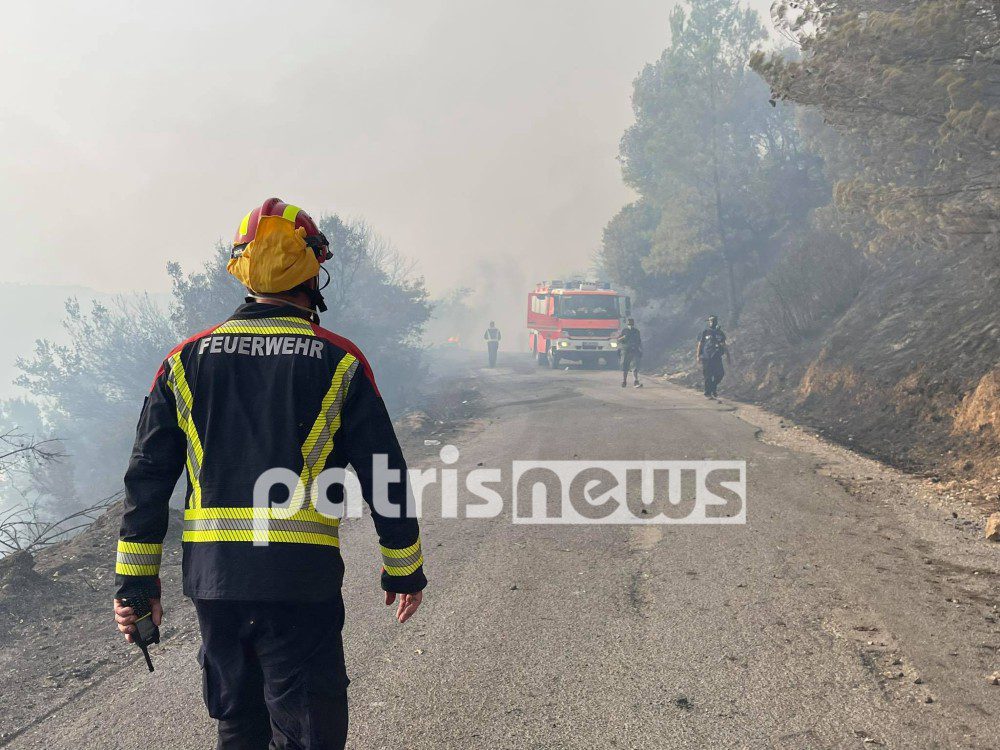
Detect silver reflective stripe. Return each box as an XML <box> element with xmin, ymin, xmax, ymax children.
<box><xmin>115</xmin><ymin>551</ymin><xmax>162</xmax><ymax>566</ymax></box>
<box><xmin>382</xmin><ymin>550</ymin><xmax>422</xmax><ymax>569</ymax></box>
<box><xmin>183</xmin><ymin>518</ymin><xmax>339</xmax><ymax>537</ymax></box>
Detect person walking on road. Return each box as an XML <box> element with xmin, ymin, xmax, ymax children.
<box><xmin>697</xmin><ymin>314</ymin><xmax>732</xmax><ymax>399</ymax></box>
<box><xmin>617</xmin><ymin>317</ymin><xmax>643</xmax><ymax>388</ymax></box>
<box><xmin>112</xmin><ymin>198</ymin><xmax>426</xmax><ymax>750</ymax></box>
<box><xmin>484</xmin><ymin>321</ymin><xmax>501</xmax><ymax>367</ymax></box>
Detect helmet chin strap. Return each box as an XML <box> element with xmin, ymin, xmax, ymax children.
<box><xmin>249</xmin><ymin>270</ymin><xmax>328</xmax><ymax>324</ymax></box>
<box><xmin>305</xmin><ymin>285</ymin><xmax>328</xmax><ymax>315</ymax></box>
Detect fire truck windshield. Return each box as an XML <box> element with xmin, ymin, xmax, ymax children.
<box><xmin>557</xmin><ymin>294</ymin><xmax>620</xmax><ymax>319</ymax></box>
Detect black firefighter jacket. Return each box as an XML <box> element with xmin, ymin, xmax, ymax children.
<box><xmin>115</xmin><ymin>302</ymin><xmax>426</xmax><ymax>602</ymax></box>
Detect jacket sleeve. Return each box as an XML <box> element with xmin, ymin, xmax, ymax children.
<box><xmin>114</xmin><ymin>364</ymin><xmax>186</xmax><ymax>600</ymax></box>
<box><xmin>341</xmin><ymin>369</ymin><xmax>427</xmax><ymax>594</ymax></box>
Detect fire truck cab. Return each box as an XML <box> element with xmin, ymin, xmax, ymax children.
<box><xmin>527</xmin><ymin>280</ymin><xmax>630</xmax><ymax>368</ymax></box>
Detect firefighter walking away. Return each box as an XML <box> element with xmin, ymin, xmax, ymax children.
<box><xmin>112</xmin><ymin>197</ymin><xmax>426</xmax><ymax>750</ymax></box>
<box><xmin>484</xmin><ymin>321</ymin><xmax>501</xmax><ymax>367</ymax></box>
<box><xmin>697</xmin><ymin>314</ymin><xmax>732</xmax><ymax>399</ymax></box>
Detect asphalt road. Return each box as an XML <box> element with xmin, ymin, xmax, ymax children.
<box><xmin>7</xmin><ymin>352</ymin><xmax>999</xmax><ymax>749</ymax></box>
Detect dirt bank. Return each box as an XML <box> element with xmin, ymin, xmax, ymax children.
<box><xmin>666</xmin><ymin>246</ymin><xmax>1000</xmax><ymax>518</ymax></box>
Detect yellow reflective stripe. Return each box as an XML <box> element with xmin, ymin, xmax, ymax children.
<box><xmin>380</xmin><ymin>539</ymin><xmax>421</xmax><ymax>559</ymax></box>
<box><xmin>182</xmin><ymin>507</ymin><xmax>340</xmax><ymax>545</ymax></box>
<box><xmin>210</xmin><ymin>325</ymin><xmax>314</xmax><ymax>336</ymax></box>
<box><xmin>384</xmin><ymin>555</ymin><xmax>424</xmax><ymax>576</ymax></box>
<box><xmin>184</xmin><ymin>506</ymin><xmax>339</xmax><ymax>526</ymax></box>
<box><xmin>213</xmin><ymin>316</ymin><xmax>313</xmax><ymax>326</ymax></box>
<box><xmin>167</xmin><ymin>352</ymin><xmax>205</xmax><ymax>509</ymax></box>
<box><xmin>182</xmin><ymin>529</ymin><xmax>340</xmax><ymax>546</ymax></box>
<box><xmin>381</xmin><ymin>538</ymin><xmax>423</xmax><ymax>576</ymax></box>
<box><xmin>238</xmin><ymin>211</ymin><xmax>252</xmax><ymax>238</ymax></box>
<box><xmin>296</xmin><ymin>355</ymin><xmax>358</xmax><ymax>506</ymax></box>
<box><xmin>116</xmin><ymin>540</ymin><xmax>163</xmax><ymax>576</ymax></box>
<box><xmin>117</xmin><ymin>541</ymin><xmax>163</xmax><ymax>554</ymax></box>
<box><xmin>212</xmin><ymin>317</ymin><xmax>315</xmax><ymax>336</ymax></box>
<box><xmin>281</xmin><ymin>204</ymin><xmax>301</xmax><ymax>222</ymax></box>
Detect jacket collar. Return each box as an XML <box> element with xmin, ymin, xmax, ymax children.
<box><xmin>230</xmin><ymin>298</ymin><xmax>315</xmax><ymax>322</ymax></box>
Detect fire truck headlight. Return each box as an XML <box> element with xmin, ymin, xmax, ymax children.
<box><xmin>558</xmin><ymin>340</ymin><xmax>569</xmax><ymax>348</ymax></box>
<box><xmin>610</xmin><ymin>341</ymin><xmax>618</xmax><ymax>349</ymax></box>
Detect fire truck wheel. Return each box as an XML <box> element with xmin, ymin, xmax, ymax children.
<box><xmin>536</xmin><ymin>351</ymin><xmax>548</xmax><ymax>366</ymax></box>
<box><xmin>549</xmin><ymin>351</ymin><xmax>561</xmax><ymax>369</ymax></box>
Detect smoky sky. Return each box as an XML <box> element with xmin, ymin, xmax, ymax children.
<box><xmin>0</xmin><ymin>0</ymin><xmax>774</xmax><ymax>297</ymax></box>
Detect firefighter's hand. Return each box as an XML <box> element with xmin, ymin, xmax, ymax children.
<box><xmin>113</xmin><ymin>598</ymin><xmax>163</xmax><ymax>644</ymax></box>
<box><xmin>385</xmin><ymin>591</ymin><xmax>422</xmax><ymax>624</ymax></box>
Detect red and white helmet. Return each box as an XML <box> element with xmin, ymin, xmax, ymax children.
<box><xmin>232</xmin><ymin>197</ymin><xmax>331</xmax><ymax>262</ymax></box>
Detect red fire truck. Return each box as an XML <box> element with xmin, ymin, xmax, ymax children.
<box><xmin>527</xmin><ymin>280</ymin><xmax>630</xmax><ymax>368</ymax></box>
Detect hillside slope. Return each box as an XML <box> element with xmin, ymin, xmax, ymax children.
<box><xmin>678</xmin><ymin>244</ymin><xmax>1000</xmax><ymax>511</ymax></box>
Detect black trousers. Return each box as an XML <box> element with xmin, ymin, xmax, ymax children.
<box><xmin>194</xmin><ymin>597</ymin><xmax>349</xmax><ymax>750</ymax></box>
<box><xmin>621</xmin><ymin>350</ymin><xmax>641</xmax><ymax>380</ymax></box>
<box><xmin>487</xmin><ymin>341</ymin><xmax>499</xmax><ymax>367</ymax></box>
<box><xmin>703</xmin><ymin>356</ymin><xmax>725</xmax><ymax>396</ymax></box>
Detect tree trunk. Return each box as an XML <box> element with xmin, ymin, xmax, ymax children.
<box><xmin>708</xmin><ymin>58</ymin><xmax>741</xmax><ymax>325</ymax></box>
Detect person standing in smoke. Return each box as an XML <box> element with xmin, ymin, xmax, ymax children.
<box><xmin>484</xmin><ymin>321</ymin><xmax>501</xmax><ymax>367</ymax></box>
<box><xmin>696</xmin><ymin>315</ymin><xmax>731</xmax><ymax>398</ymax></box>
<box><xmin>617</xmin><ymin>318</ymin><xmax>643</xmax><ymax>388</ymax></box>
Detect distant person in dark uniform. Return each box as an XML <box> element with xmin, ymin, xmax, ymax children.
<box><xmin>696</xmin><ymin>315</ymin><xmax>731</xmax><ymax>398</ymax></box>
<box><xmin>617</xmin><ymin>318</ymin><xmax>643</xmax><ymax>388</ymax></box>
<box><xmin>484</xmin><ymin>321</ymin><xmax>501</xmax><ymax>367</ymax></box>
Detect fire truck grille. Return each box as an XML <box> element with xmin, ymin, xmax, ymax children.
<box><xmin>564</xmin><ymin>328</ymin><xmax>614</xmax><ymax>338</ymax></box>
